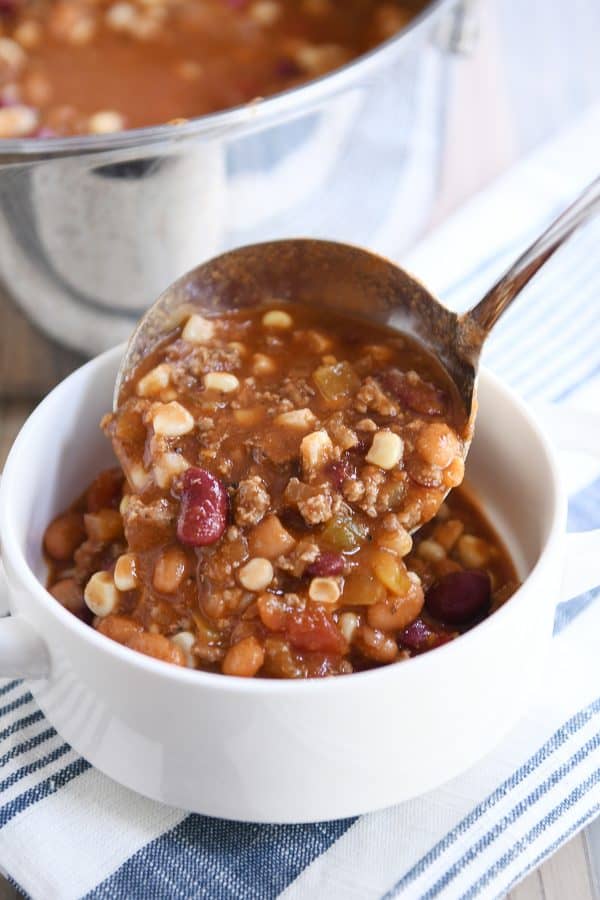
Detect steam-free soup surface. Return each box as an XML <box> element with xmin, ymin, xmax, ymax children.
<box><xmin>0</xmin><ymin>0</ymin><xmax>427</xmax><ymax>137</ymax></box>
<box><xmin>44</xmin><ymin>304</ymin><xmax>518</xmax><ymax>679</ymax></box>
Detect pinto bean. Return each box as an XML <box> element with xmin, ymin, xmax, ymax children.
<box><xmin>126</xmin><ymin>632</ymin><xmax>186</xmax><ymax>666</ymax></box>
<box><xmin>44</xmin><ymin>512</ymin><xmax>85</xmax><ymax>561</ymax></box>
<box><xmin>222</xmin><ymin>636</ymin><xmax>265</xmax><ymax>677</ymax></box>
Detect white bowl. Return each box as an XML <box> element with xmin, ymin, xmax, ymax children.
<box><xmin>0</xmin><ymin>346</ymin><xmax>598</xmax><ymax>823</ymax></box>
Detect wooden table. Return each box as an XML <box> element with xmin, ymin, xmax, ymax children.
<box><xmin>1</xmin><ymin>0</ymin><xmax>599</xmax><ymax>896</ymax></box>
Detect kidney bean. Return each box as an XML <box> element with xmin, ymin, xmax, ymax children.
<box><xmin>0</xmin><ymin>0</ymin><xmax>22</xmax><ymax>14</ymax></box>
<box><xmin>326</xmin><ymin>457</ymin><xmax>355</xmax><ymax>490</ymax></box>
<box><xmin>276</xmin><ymin>57</ymin><xmax>303</xmax><ymax>78</ymax></box>
<box><xmin>379</xmin><ymin>370</ymin><xmax>447</xmax><ymax>416</ymax></box>
<box><xmin>425</xmin><ymin>570</ymin><xmax>491</xmax><ymax>625</ymax></box>
<box><xmin>307</xmin><ymin>552</ymin><xmax>345</xmax><ymax>577</ymax></box>
<box><xmin>34</xmin><ymin>126</ymin><xmax>57</xmax><ymax>138</ymax></box>
<box><xmin>399</xmin><ymin>617</ymin><xmax>454</xmax><ymax>652</ymax></box>
<box><xmin>176</xmin><ymin>467</ymin><xmax>228</xmax><ymax>547</ymax></box>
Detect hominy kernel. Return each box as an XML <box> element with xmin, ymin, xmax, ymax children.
<box><xmin>294</xmin><ymin>42</ymin><xmax>348</xmax><ymax>75</ymax></box>
<box><xmin>136</xmin><ymin>363</ymin><xmax>171</xmax><ymax>397</ymax></box>
<box><xmin>338</xmin><ymin>611</ymin><xmax>359</xmax><ymax>643</ymax></box>
<box><xmin>0</xmin><ymin>38</ymin><xmax>26</xmax><ymax>73</ymax></box>
<box><xmin>249</xmin><ymin>1</ymin><xmax>281</xmax><ymax>25</ymax></box>
<box><xmin>84</xmin><ymin>571</ymin><xmax>120</xmax><ymax>617</ymax></box>
<box><xmin>356</xmin><ymin>418</ymin><xmax>377</xmax><ymax>432</ymax></box>
<box><xmin>105</xmin><ymin>2</ymin><xmax>136</xmax><ymax>30</ymax></box>
<box><xmin>366</xmin><ymin>429</ymin><xmax>403</xmax><ymax>470</ymax></box>
<box><xmin>171</xmin><ymin>631</ymin><xmax>196</xmax><ymax>667</ymax></box>
<box><xmin>252</xmin><ymin>353</ymin><xmax>277</xmax><ymax>376</ymax></box>
<box><xmin>114</xmin><ymin>553</ymin><xmax>138</xmax><ymax>591</ymax></box>
<box><xmin>228</xmin><ymin>341</ymin><xmax>247</xmax><ymax>356</ymax></box>
<box><xmin>181</xmin><ymin>313</ymin><xmax>214</xmax><ymax>343</ymax></box>
<box><xmin>13</xmin><ymin>20</ymin><xmax>42</xmax><ymax>49</ymax></box>
<box><xmin>416</xmin><ymin>539</ymin><xmax>446</xmax><ymax>563</ymax></box>
<box><xmin>88</xmin><ymin>110</ymin><xmax>125</xmax><ymax>134</ymax></box>
<box><xmin>238</xmin><ymin>557</ymin><xmax>274</xmax><ymax>592</ymax></box>
<box><xmin>153</xmin><ymin>452</ymin><xmax>189</xmax><ymax>489</ymax></box>
<box><xmin>127</xmin><ymin>463</ymin><xmax>150</xmax><ymax>491</ymax></box>
<box><xmin>151</xmin><ymin>401</ymin><xmax>195</xmax><ymax>437</ymax></box>
<box><xmin>308</xmin><ymin>576</ymin><xmax>341</xmax><ymax>605</ymax></box>
<box><xmin>457</xmin><ymin>535</ymin><xmax>491</xmax><ymax>569</ymax></box>
<box><xmin>300</xmin><ymin>429</ymin><xmax>333</xmax><ymax>473</ymax></box>
<box><xmin>262</xmin><ymin>309</ymin><xmax>293</xmax><ymax>329</ymax></box>
<box><xmin>153</xmin><ymin>548</ymin><xmax>189</xmax><ymax>594</ymax></box>
<box><xmin>274</xmin><ymin>408</ymin><xmax>317</xmax><ymax>429</ymax></box>
<box><xmin>204</xmin><ymin>372</ymin><xmax>240</xmax><ymax>393</ymax></box>
<box><xmin>0</xmin><ymin>104</ymin><xmax>37</xmax><ymax>138</ymax></box>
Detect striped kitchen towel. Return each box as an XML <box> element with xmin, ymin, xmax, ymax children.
<box><xmin>1</xmin><ymin>105</ymin><xmax>600</xmax><ymax>900</ymax></box>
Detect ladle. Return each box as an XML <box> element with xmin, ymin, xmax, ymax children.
<box><xmin>114</xmin><ymin>175</ymin><xmax>600</xmax><ymax>526</ymax></box>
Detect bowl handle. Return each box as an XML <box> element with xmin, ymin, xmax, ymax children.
<box><xmin>0</xmin><ymin>561</ymin><xmax>50</xmax><ymax>679</ymax></box>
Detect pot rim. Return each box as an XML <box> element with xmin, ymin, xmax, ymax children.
<box><xmin>0</xmin><ymin>345</ymin><xmax>566</xmax><ymax>697</ymax></box>
<box><xmin>0</xmin><ymin>0</ymin><xmax>454</xmax><ymax>160</ymax></box>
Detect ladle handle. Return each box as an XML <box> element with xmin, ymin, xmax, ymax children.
<box><xmin>467</xmin><ymin>174</ymin><xmax>600</xmax><ymax>335</ymax></box>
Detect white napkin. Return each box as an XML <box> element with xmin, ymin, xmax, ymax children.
<box><xmin>0</xmin><ymin>104</ymin><xmax>599</xmax><ymax>900</ymax></box>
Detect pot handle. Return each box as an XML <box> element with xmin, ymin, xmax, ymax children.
<box><xmin>0</xmin><ymin>561</ymin><xmax>50</xmax><ymax>679</ymax></box>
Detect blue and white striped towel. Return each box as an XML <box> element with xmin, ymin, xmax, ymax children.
<box><xmin>1</xmin><ymin>106</ymin><xmax>600</xmax><ymax>900</ymax></box>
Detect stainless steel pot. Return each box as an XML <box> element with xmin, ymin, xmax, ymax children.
<box><xmin>0</xmin><ymin>0</ymin><xmax>469</xmax><ymax>355</ymax></box>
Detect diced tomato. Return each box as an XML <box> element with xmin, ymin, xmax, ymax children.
<box><xmin>286</xmin><ymin>606</ymin><xmax>347</xmax><ymax>655</ymax></box>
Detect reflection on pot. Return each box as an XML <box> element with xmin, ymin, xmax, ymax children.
<box><xmin>0</xmin><ymin>0</ymin><xmax>464</xmax><ymax>354</ymax></box>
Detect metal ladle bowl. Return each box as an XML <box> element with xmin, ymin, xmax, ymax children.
<box><xmin>114</xmin><ymin>175</ymin><xmax>600</xmax><ymax>517</ymax></box>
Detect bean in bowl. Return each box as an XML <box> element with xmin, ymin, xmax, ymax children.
<box><xmin>44</xmin><ymin>305</ymin><xmax>519</xmax><ymax>677</ymax></box>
